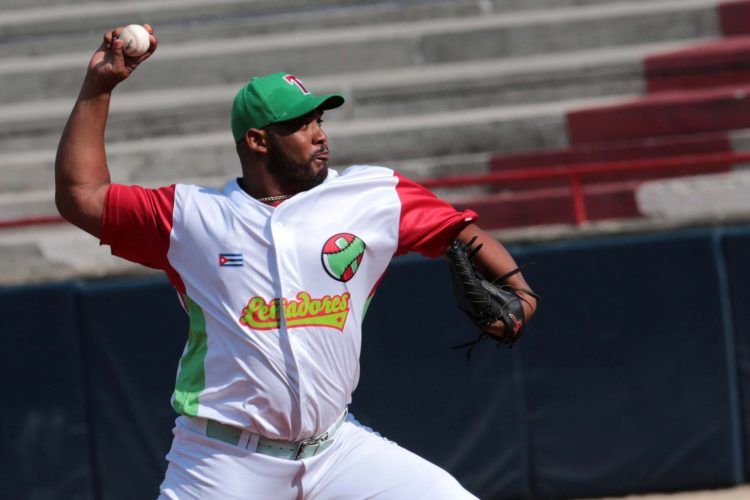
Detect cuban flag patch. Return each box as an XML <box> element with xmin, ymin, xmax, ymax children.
<box><xmin>219</xmin><ymin>253</ymin><xmax>243</xmax><ymax>267</ymax></box>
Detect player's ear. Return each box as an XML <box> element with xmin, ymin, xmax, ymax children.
<box><xmin>244</xmin><ymin>128</ymin><xmax>268</xmax><ymax>154</ymax></box>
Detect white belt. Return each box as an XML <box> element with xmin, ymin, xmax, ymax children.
<box><xmin>184</xmin><ymin>409</ymin><xmax>347</xmax><ymax>460</ymax></box>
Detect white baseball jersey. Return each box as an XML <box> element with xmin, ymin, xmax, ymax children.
<box><xmin>101</xmin><ymin>165</ymin><xmax>476</xmax><ymax>442</ymax></box>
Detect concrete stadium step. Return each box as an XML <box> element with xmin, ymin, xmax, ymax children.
<box><xmin>2</xmin><ymin>41</ymin><xmax>699</xmax><ymax>154</ymax></box>
<box><xmin>0</xmin><ymin>0</ymin><xmax>485</xmax><ymax>57</ymax></box>
<box><xmin>0</xmin><ymin>222</ymin><xmax>145</xmax><ymax>285</ymax></box>
<box><xmin>0</xmin><ymin>95</ymin><xmax>628</xmax><ymax>196</ymax></box>
<box><xmin>567</xmin><ymin>85</ymin><xmax>750</xmax><ymax>144</ymax></box>
<box><xmin>646</xmin><ymin>36</ymin><xmax>750</xmax><ymax>92</ymax></box>
<box><xmin>0</xmin><ymin>0</ymin><xmax>93</xmax><ymax>10</ymax></box>
<box><xmin>637</xmin><ymin>169</ymin><xmax>750</xmax><ymax>220</ymax></box>
<box><xmin>0</xmin><ymin>0</ymin><xmax>654</xmax><ymax>18</ymax></box>
<box><xmin>0</xmin><ymin>0</ymin><xmax>722</xmax><ymax>104</ymax></box>
<box><xmin>0</xmin><ymin>190</ymin><xmax>57</xmax><ymax>223</ymax></box>
<box><xmin>321</xmin><ymin>41</ymin><xmax>675</xmax><ymax>119</ymax></box>
<box><xmin>451</xmin><ymin>181</ymin><xmax>642</xmax><ymax>229</ymax></box>
<box><xmin>0</xmin><ymin>0</ymin><xmax>432</xmax><ymax>33</ymax></box>
<box><xmin>0</xmin><ymin>173</ymin><xmax>225</xmax><ymax>225</ymax></box>
<box><xmin>0</xmin><ymin>0</ymin><xmax>667</xmax><ymax>48</ymax></box>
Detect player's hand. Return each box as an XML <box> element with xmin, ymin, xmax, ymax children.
<box><xmin>485</xmin><ymin>320</ymin><xmax>505</xmax><ymax>338</ymax></box>
<box><xmin>85</xmin><ymin>24</ymin><xmax>157</xmax><ymax>94</ymax></box>
<box><xmin>484</xmin><ymin>288</ymin><xmax>535</xmax><ymax>339</ymax></box>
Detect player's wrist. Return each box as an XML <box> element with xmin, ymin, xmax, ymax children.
<box><xmin>79</xmin><ymin>77</ymin><xmax>114</xmax><ymax>101</ymax></box>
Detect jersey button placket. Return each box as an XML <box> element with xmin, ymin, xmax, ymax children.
<box><xmin>270</xmin><ymin>219</ymin><xmax>288</xmax><ymax>330</ymax></box>
<box><xmin>271</xmin><ymin>219</ymin><xmax>302</xmax><ymax>331</ymax></box>
<box><xmin>270</xmin><ymin>217</ymin><xmax>308</xmax><ymax>427</ymax></box>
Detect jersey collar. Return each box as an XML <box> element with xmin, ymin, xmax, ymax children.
<box><xmin>225</xmin><ymin>169</ymin><xmax>339</xmax><ymax>209</ymax></box>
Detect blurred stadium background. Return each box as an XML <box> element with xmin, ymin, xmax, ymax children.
<box><xmin>3</xmin><ymin>0</ymin><xmax>750</xmax><ymax>499</ymax></box>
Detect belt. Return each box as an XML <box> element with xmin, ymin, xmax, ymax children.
<box><xmin>187</xmin><ymin>409</ymin><xmax>348</xmax><ymax>460</ymax></box>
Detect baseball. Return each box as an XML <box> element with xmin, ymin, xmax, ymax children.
<box><xmin>118</xmin><ymin>24</ymin><xmax>150</xmax><ymax>57</ymax></box>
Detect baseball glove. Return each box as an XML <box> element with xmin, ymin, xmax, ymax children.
<box><xmin>446</xmin><ymin>236</ymin><xmax>539</xmax><ymax>359</ymax></box>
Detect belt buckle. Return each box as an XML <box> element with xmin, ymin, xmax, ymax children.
<box><xmin>294</xmin><ymin>431</ymin><xmax>328</xmax><ymax>460</ymax></box>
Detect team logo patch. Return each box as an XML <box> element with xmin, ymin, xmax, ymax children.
<box><xmin>283</xmin><ymin>74</ymin><xmax>310</xmax><ymax>95</ymax></box>
<box><xmin>219</xmin><ymin>253</ymin><xmax>243</xmax><ymax>267</ymax></box>
<box><xmin>240</xmin><ymin>292</ymin><xmax>350</xmax><ymax>331</ymax></box>
<box><xmin>321</xmin><ymin>233</ymin><xmax>366</xmax><ymax>282</ymax></box>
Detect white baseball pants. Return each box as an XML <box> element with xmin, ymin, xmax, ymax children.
<box><xmin>158</xmin><ymin>414</ymin><xmax>478</xmax><ymax>499</ymax></box>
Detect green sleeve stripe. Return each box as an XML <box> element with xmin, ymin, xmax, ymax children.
<box><xmin>362</xmin><ymin>294</ymin><xmax>374</xmax><ymax>321</ymax></box>
<box><xmin>172</xmin><ymin>294</ymin><xmax>208</xmax><ymax>416</ymax></box>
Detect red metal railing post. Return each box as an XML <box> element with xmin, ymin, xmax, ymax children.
<box><xmin>570</xmin><ymin>175</ymin><xmax>587</xmax><ymax>225</ymax></box>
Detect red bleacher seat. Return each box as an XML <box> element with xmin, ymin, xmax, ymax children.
<box><xmin>720</xmin><ymin>0</ymin><xmax>750</xmax><ymax>36</ymax></box>
<box><xmin>567</xmin><ymin>85</ymin><xmax>750</xmax><ymax>143</ymax></box>
<box><xmin>488</xmin><ymin>133</ymin><xmax>732</xmax><ymax>190</ymax></box>
<box><xmin>646</xmin><ymin>37</ymin><xmax>750</xmax><ymax>92</ymax></box>
<box><xmin>452</xmin><ymin>182</ymin><xmax>640</xmax><ymax>229</ymax></box>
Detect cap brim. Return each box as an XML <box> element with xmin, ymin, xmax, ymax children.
<box><xmin>317</xmin><ymin>94</ymin><xmax>345</xmax><ymax>111</ymax></box>
<box><xmin>274</xmin><ymin>93</ymin><xmax>345</xmax><ymax>125</ymax></box>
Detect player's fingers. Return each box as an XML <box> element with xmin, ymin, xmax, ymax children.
<box><xmin>148</xmin><ymin>34</ymin><xmax>158</xmax><ymax>53</ymax></box>
<box><xmin>111</xmin><ymin>38</ymin><xmax>126</xmax><ymax>66</ymax></box>
<box><xmin>103</xmin><ymin>26</ymin><xmax>125</xmax><ymax>48</ymax></box>
<box><xmin>486</xmin><ymin>321</ymin><xmax>505</xmax><ymax>336</ymax></box>
<box><xmin>103</xmin><ymin>30</ymin><xmax>114</xmax><ymax>50</ymax></box>
<box><xmin>143</xmin><ymin>23</ymin><xmax>158</xmax><ymax>54</ymax></box>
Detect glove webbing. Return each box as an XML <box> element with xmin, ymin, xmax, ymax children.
<box><xmin>453</xmin><ymin>263</ymin><xmax>540</xmax><ymax>360</ymax></box>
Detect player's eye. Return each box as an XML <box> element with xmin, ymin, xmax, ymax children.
<box><xmin>317</xmin><ymin>118</ymin><xmax>324</xmax><ymax>126</ymax></box>
<box><xmin>293</xmin><ymin>118</ymin><xmax>310</xmax><ymax>131</ymax></box>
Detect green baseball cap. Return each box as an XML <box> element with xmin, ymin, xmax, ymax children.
<box><xmin>231</xmin><ymin>72</ymin><xmax>345</xmax><ymax>142</ymax></box>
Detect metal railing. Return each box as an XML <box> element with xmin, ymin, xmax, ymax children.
<box><xmin>421</xmin><ymin>150</ymin><xmax>750</xmax><ymax>225</ymax></box>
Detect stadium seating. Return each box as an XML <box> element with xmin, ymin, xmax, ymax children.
<box><xmin>479</xmin><ymin>0</ymin><xmax>750</xmax><ymax>229</ymax></box>
<box><xmin>0</xmin><ymin>0</ymin><xmax>747</xmax><ymax>283</ymax></box>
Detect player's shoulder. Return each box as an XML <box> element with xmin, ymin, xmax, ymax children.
<box><xmin>332</xmin><ymin>165</ymin><xmax>397</xmax><ymax>183</ymax></box>
<box><xmin>173</xmin><ymin>182</ymin><xmax>227</xmax><ymax>197</ymax></box>
<box><xmin>332</xmin><ymin>165</ymin><xmax>429</xmax><ymax>191</ymax></box>
<box><xmin>171</xmin><ymin>182</ymin><xmax>233</xmax><ymax>209</ymax></box>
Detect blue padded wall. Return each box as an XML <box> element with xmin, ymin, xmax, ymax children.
<box><xmin>0</xmin><ymin>283</ymin><xmax>94</xmax><ymax>500</ymax></box>
<box><xmin>76</xmin><ymin>277</ymin><xmax>187</xmax><ymax>500</ymax></box>
<box><xmin>512</xmin><ymin>231</ymin><xmax>740</xmax><ymax>498</ymax></box>
<box><xmin>721</xmin><ymin>227</ymin><xmax>750</xmax><ymax>481</ymax></box>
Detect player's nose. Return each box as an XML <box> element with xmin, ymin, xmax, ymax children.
<box><xmin>312</xmin><ymin>122</ymin><xmax>327</xmax><ymax>145</ymax></box>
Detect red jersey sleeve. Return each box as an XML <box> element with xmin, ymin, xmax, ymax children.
<box><xmin>100</xmin><ymin>183</ymin><xmax>176</xmax><ymax>271</ymax></box>
<box><xmin>394</xmin><ymin>172</ymin><xmax>478</xmax><ymax>257</ymax></box>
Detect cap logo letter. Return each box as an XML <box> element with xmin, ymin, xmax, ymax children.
<box><xmin>283</xmin><ymin>75</ymin><xmax>310</xmax><ymax>95</ymax></box>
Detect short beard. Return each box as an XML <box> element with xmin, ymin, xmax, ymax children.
<box><xmin>267</xmin><ymin>134</ymin><xmax>328</xmax><ymax>192</ymax></box>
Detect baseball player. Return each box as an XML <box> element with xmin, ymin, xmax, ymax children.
<box><xmin>55</xmin><ymin>26</ymin><xmax>538</xmax><ymax>499</ymax></box>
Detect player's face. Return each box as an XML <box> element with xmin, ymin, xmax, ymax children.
<box><xmin>266</xmin><ymin>111</ymin><xmax>329</xmax><ymax>191</ymax></box>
